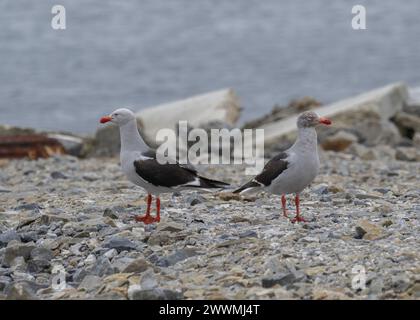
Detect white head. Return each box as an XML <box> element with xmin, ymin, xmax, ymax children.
<box><xmin>297</xmin><ymin>111</ymin><xmax>332</xmax><ymax>129</ymax></box>
<box><xmin>100</xmin><ymin>108</ymin><xmax>136</xmax><ymax>126</ymax></box>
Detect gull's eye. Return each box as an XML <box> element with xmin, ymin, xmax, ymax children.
<box><xmin>114</xmin><ymin>113</ymin><xmax>119</xmax><ymax>117</ymax></box>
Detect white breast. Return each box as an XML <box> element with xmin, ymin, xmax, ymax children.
<box><xmin>120</xmin><ymin>151</ymin><xmax>170</xmax><ymax>195</ymax></box>
<box><xmin>268</xmin><ymin>149</ymin><xmax>320</xmax><ymax>195</ymax></box>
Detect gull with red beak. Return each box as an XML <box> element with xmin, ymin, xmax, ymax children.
<box><xmin>100</xmin><ymin>108</ymin><xmax>229</xmax><ymax>224</ymax></box>
<box><xmin>234</xmin><ymin>111</ymin><xmax>332</xmax><ymax>223</ymax></box>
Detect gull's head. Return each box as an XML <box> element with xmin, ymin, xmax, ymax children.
<box><xmin>297</xmin><ymin>111</ymin><xmax>332</xmax><ymax>129</ymax></box>
<box><xmin>100</xmin><ymin>108</ymin><xmax>136</xmax><ymax>126</ymax></box>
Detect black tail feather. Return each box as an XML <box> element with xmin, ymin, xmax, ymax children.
<box><xmin>198</xmin><ymin>176</ymin><xmax>230</xmax><ymax>189</ymax></box>
<box><xmin>233</xmin><ymin>181</ymin><xmax>261</xmax><ymax>193</ymax></box>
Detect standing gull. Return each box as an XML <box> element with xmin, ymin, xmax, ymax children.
<box><xmin>100</xmin><ymin>108</ymin><xmax>229</xmax><ymax>224</ymax></box>
<box><xmin>234</xmin><ymin>111</ymin><xmax>332</xmax><ymax>223</ymax></box>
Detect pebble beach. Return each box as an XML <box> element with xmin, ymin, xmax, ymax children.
<box><xmin>1</xmin><ymin>150</ymin><xmax>419</xmax><ymax>300</ymax></box>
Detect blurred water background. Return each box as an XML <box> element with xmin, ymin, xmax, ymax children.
<box><xmin>1</xmin><ymin>0</ymin><xmax>419</xmax><ymax>133</ymax></box>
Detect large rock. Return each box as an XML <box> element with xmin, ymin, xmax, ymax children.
<box><xmin>395</xmin><ymin>147</ymin><xmax>420</xmax><ymax>162</ymax></box>
<box><xmin>406</xmin><ymin>86</ymin><xmax>420</xmax><ymax>116</ymax></box>
<box><xmin>0</xmin><ymin>125</ymin><xmax>89</xmax><ymax>158</ymax></box>
<box><xmin>91</xmin><ymin>89</ymin><xmax>240</xmax><ymax>156</ymax></box>
<box><xmin>46</xmin><ymin>133</ymin><xmax>89</xmax><ymax>157</ymax></box>
<box><xmin>243</xmin><ymin>97</ymin><xmax>321</xmax><ymax>129</ymax></box>
<box><xmin>254</xmin><ymin>83</ymin><xmax>408</xmax><ymax>151</ymax></box>
<box><xmin>392</xmin><ymin>111</ymin><xmax>420</xmax><ymax>138</ymax></box>
<box><xmin>320</xmin><ymin>130</ymin><xmax>358</xmax><ymax>151</ymax></box>
<box><xmin>138</xmin><ymin>89</ymin><xmax>240</xmax><ymax>140</ymax></box>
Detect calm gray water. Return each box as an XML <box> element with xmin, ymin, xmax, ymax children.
<box><xmin>1</xmin><ymin>0</ymin><xmax>420</xmax><ymax>133</ymax></box>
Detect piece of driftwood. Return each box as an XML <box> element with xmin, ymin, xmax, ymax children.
<box><xmin>0</xmin><ymin>134</ymin><xmax>66</xmax><ymax>159</ymax></box>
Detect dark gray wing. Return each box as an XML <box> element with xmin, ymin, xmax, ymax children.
<box><xmin>234</xmin><ymin>152</ymin><xmax>289</xmax><ymax>192</ymax></box>
<box><xmin>134</xmin><ymin>149</ymin><xmax>229</xmax><ymax>188</ymax></box>
<box><xmin>254</xmin><ymin>152</ymin><xmax>289</xmax><ymax>186</ymax></box>
<box><xmin>133</xmin><ymin>157</ymin><xmax>198</xmax><ymax>188</ymax></box>
<box><xmin>141</xmin><ymin>149</ymin><xmax>197</xmax><ymax>173</ymax></box>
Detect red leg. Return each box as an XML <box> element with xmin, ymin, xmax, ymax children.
<box><xmin>135</xmin><ymin>194</ymin><xmax>155</xmax><ymax>224</ymax></box>
<box><xmin>281</xmin><ymin>194</ymin><xmax>288</xmax><ymax>218</ymax></box>
<box><xmin>155</xmin><ymin>197</ymin><xmax>161</xmax><ymax>223</ymax></box>
<box><xmin>291</xmin><ymin>194</ymin><xmax>306</xmax><ymax>223</ymax></box>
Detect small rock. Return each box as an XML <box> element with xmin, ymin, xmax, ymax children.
<box><xmin>0</xmin><ymin>185</ymin><xmax>11</xmax><ymax>193</ymax></box>
<box><xmin>82</xmin><ymin>174</ymin><xmax>99</xmax><ymax>182</ymax></box>
<box><xmin>0</xmin><ymin>230</ymin><xmax>20</xmax><ymax>248</ymax></box>
<box><xmin>6</xmin><ymin>282</ymin><xmax>39</xmax><ymax>300</ymax></box>
<box><xmin>218</xmin><ymin>192</ymin><xmax>241</xmax><ymax>201</ymax></box>
<box><xmin>140</xmin><ymin>269</ymin><xmax>158</xmax><ymax>290</ymax></box>
<box><xmin>103</xmin><ymin>237</ymin><xmax>137</xmax><ymax>253</ymax></box>
<box><xmin>368</xmin><ymin>277</ymin><xmax>384</xmax><ymax>295</ymax></box>
<box><xmin>72</xmin><ymin>269</ymin><xmax>89</xmax><ymax>283</ymax></box>
<box><xmin>92</xmin><ymin>257</ymin><xmax>116</xmax><ymax>277</ymax></box>
<box><xmin>15</xmin><ymin>203</ymin><xmax>42</xmax><ymax>212</ymax></box>
<box><xmin>304</xmin><ymin>266</ymin><xmax>325</xmax><ymax>277</ymax></box>
<box><xmin>382</xmin><ymin>220</ymin><xmax>393</xmax><ymax>228</ymax></box>
<box><xmin>391</xmin><ymin>275</ymin><xmax>412</xmax><ymax>293</ymax></box>
<box><xmin>353</xmin><ymin>199</ymin><xmax>367</xmax><ymax>206</ymax></box>
<box><xmin>348</xmin><ymin>144</ymin><xmax>377</xmax><ymax>160</ymax></box>
<box><xmin>373</xmin><ymin>188</ymin><xmax>391</xmax><ymax>195</ymax></box>
<box><xmin>69</xmin><ymin>243</ymin><xmax>84</xmax><ymax>256</ymax></box>
<box><xmin>312</xmin><ymin>288</ymin><xmax>350</xmax><ymax>300</ymax></box>
<box><xmin>10</xmin><ymin>256</ymin><xmax>27</xmax><ymax>273</ymax></box>
<box><xmin>239</xmin><ymin>230</ymin><xmax>258</xmax><ymax>238</ymax></box>
<box><xmin>128</xmin><ymin>286</ymin><xmax>183</xmax><ymax>300</ymax></box>
<box><xmin>312</xmin><ymin>184</ymin><xmax>328</xmax><ymax>195</ymax></box>
<box><xmin>156</xmin><ymin>222</ymin><xmax>183</xmax><ymax>233</ymax></box>
<box><xmin>147</xmin><ymin>232</ymin><xmax>174</xmax><ymax>246</ymax></box>
<box><xmin>396</xmin><ymin>147</ymin><xmax>419</xmax><ymax>162</ymax></box>
<box><xmin>230</xmin><ymin>216</ymin><xmax>251</xmax><ymax>223</ymax></box>
<box><xmin>262</xmin><ymin>272</ymin><xmax>305</xmax><ymax>288</ymax></box>
<box><xmin>122</xmin><ymin>258</ymin><xmax>151</xmax><ymax>273</ymax></box>
<box><xmin>50</xmin><ymin>171</ymin><xmax>68</xmax><ymax>179</ymax></box>
<box><xmin>186</xmin><ymin>194</ymin><xmax>206</xmax><ymax>206</ymax></box>
<box><xmin>320</xmin><ymin>195</ymin><xmax>332</xmax><ymax>202</ymax></box>
<box><xmin>84</xmin><ymin>254</ymin><xmax>97</xmax><ymax>265</ymax></box>
<box><xmin>355</xmin><ymin>193</ymin><xmax>382</xmax><ymax>200</ymax></box>
<box><xmin>300</xmin><ymin>236</ymin><xmax>320</xmax><ymax>243</ymax></box>
<box><xmin>111</xmin><ymin>257</ymin><xmax>135</xmax><ymax>272</ymax></box>
<box><xmin>78</xmin><ymin>275</ymin><xmax>102</xmax><ymax>292</ymax></box>
<box><xmin>27</xmin><ymin>260</ymin><xmax>51</xmax><ymax>273</ymax></box>
<box><xmin>30</xmin><ymin>247</ymin><xmax>54</xmax><ymax>261</ymax></box>
<box><xmin>3</xmin><ymin>243</ymin><xmax>36</xmax><ymax>267</ymax></box>
<box><xmin>0</xmin><ymin>276</ymin><xmax>11</xmax><ymax>292</ymax></box>
<box><xmin>156</xmin><ymin>248</ymin><xmax>199</xmax><ymax>267</ymax></box>
<box><xmin>355</xmin><ymin>219</ymin><xmax>386</xmax><ymax>240</ymax></box>
<box><xmin>413</xmin><ymin>132</ymin><xmax>420</xmax><ymax>148</ymax></box>
<box><xmin>103</xmin><ymin>208</ymin><xmax>118</xmax><ymax>219</ymax></box>
<box><xmin>103</xmin><ymin>249</ymin><xmax>118</xmax><ymax>259</ymax></box>
<box><xmin>19</xmin><ymin>232</ymin><xmax>39</xmax><ymax>243</ymax></box>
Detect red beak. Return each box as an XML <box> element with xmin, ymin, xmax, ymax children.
<box><xmin>319</xmin><ymin>117</ymin><xmax>332</xmax><ymax>125</ymax></box>
<box><xmin>100</xmin><ymin>116</ymin><xmax>112</xmax><ymax>124</ymax></box>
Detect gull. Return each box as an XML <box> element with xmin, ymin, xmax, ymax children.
<box><xmin>100</xmin><ymin>108</ymin><xmax>229</xmax><ymax>224</ymax></box>
<box><xmin>234</xmin><ymin>111</ymin><xmax>332</xmax><ymax>222</ymax></box>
